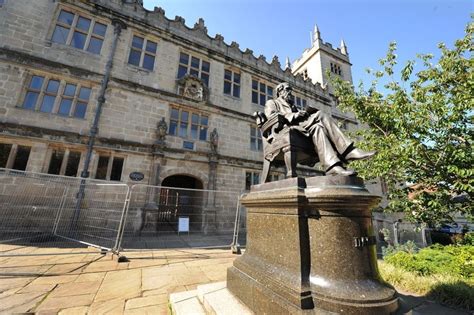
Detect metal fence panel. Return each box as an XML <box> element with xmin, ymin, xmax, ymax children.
<box><xmin>0</xmin><ymin>168</ymin><xmax>128</xmax><ymax>256</ymax></box>
<box><xmin>116</xmin><ymin>184</ymin><xmax>245</xmax><ymax>252</ymax></box>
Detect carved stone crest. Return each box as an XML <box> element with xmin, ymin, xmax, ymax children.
<box><xmin>177</xmin><ymin>74</ymin><xmax>208</xmax><ymax>102</ymax></box>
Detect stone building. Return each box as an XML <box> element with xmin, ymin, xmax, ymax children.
<box><xmin>0</xmin><ymin>0</ymin><xmax>375</xmax><ymax>233</ymax></box>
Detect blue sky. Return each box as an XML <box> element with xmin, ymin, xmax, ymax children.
<box><xmin>143</xmin><ymin>0</ymin><xmax>472</xmax><ymax>87</ymax></box>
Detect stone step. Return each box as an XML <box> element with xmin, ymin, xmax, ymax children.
<box><xmin>169</xmin><ymin>282</ymin><xmax>252</xmax><ymax>315</ymax></box>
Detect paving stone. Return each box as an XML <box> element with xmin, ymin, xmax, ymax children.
<box><xmin>88</xmin><ymin>297</ymin><xmax>125</xmax><ymax>314</ymax></box>
<box><xmin>94</xmin><ymin>269</ymin><xmax>141</xmax><ymax>302</ymax></box>
<box><xmin>0</xmin><ymin>277</ymin><xmax>34</xmax><ymax>292</ymax></box>
<box><xmin>30</xmin><ymin>275</ymin><xmax>78</xmax><ymax>285</ymax></box>
<box><xmin>82</xmin><ymin>260</ymin><xmax>119</xmax><ymax>273</ymax></box>
<box><xmin>58</xmin><ymin>306</ymin><xmax>89</xmax><ymax>315</ymax></box>
<box><xmin>34</xmin><ymin>294</ymin><xmax>95</xmax><ymax>312</ymax></box>
<box><xmin>74</xmin><ymin>272</ymin><xmax>106</xmax><ymax>283</ymax></box>
<box><xmin>124</xmin><ymin>305</ymin><xmax>167</xmax><ymax>315</ymax></box>
<box><xmin>49</xmin><ymin>281</ymin><xmax>101</xmax><ymax>297</ymax></box>
<box><xmin>17</xmin><ymin>283</ymin><xmax>57</xmax><ymax>294</ymax></box>
<box><xmin>125</xmin><ymin>294</ymin><xmax>168</xmax><ymax>309</ymax></box>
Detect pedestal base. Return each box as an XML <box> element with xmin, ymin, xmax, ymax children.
<box><xmin>227</xmin><ymin>176</ymin><xmax>399</xmax><ymax>315</ymax></box>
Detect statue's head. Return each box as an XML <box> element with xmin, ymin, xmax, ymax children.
<box><xmin>276</xmin><ymin>82</ymin><xmax>294</xmax><ymax>104</ymax></box>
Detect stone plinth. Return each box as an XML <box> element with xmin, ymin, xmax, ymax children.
<box><xmin>227</xmin><ymin>176</ymin><xmax>398</xmax><ymax>315</ymax></box>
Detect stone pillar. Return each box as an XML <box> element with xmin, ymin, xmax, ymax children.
<box><xmin>202</xmin><ymin>153</ymin><xmax>218</xmax><ymax>234</ymax></box>
<box><xmin>227</xmin><ymin>176</ymin><xmax>398</xmax><ymax>315</ymax></box>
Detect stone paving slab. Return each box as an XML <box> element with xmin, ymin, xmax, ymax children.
<box><xmin>0</xmin><ymin>247</ymin><xmax>235</xmax><ymax>314</ymax></box>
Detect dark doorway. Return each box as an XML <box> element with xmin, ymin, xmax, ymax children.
<box><xmin>158</xmin><ymin>175</ymin><xmax>204</xmax><ymax>232</ymax></box>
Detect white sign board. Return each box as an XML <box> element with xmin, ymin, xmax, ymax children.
<box><xmin>178</xmin><ymin>216</ymin><xmax>190</xmax><ymax>233</ymax></box>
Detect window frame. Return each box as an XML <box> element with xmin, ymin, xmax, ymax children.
<box><xmin>177</xmin><ymin>52</ymin><xmax>211</xmax><ymax>86</ymax></box>
<box><xmin>21</xmin><ymin>74</ymin><xmax>92</xmax><ymax>119</ymax></box>
<box><xmin>251</xmin><ymin>79</ymin><xmax>273</xmax><ymax>106</ymax></box>
<box><xmin>168</xmin><ymin>107</ymin><xmax>209</xmax><ymax>145</ymax></box>
<box><xmin>46</xmin><ymin>148</ymin><xmax>82</xmax><ymax>177</ymax></box>
<box><xmin>94</xmin><ymin>153</ymin><xmax>125</xmax><ymax>181</ymax></box>
<box><xmin>127</xmin><ymin>34</ymin><xmax>158</xmax><ymax>71</ymax></box>
<box><xmin>51</xmin><ymin>8</ymin><xmax>107</xmax><ymax>55</ymax></box>
<box><xmin>0</xmin><ymin>143</ymin><xmax>31</xmax><ymax>171</ymax></box>
<box><xmin>330</xmin><ymin>62</ymin><xmax>342</xmax><ymax>76</ymax></box>
<box><xmin>223</xmin><ymin>69</ymin><xmax>241</xmax><ymax>98</ymax></box>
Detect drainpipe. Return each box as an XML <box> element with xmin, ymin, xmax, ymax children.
<box><xmin>70</xmin><ymin>19</ymin><xmax>126</xmax><ymax>234</ymax></box>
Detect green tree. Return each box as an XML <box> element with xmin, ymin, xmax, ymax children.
<box><xmin>332</xmin><ymin>22</ymin><xmax>473</xmax><ymax>226</ymax></box>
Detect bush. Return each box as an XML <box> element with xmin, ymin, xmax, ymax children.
<box><xmin>384</xmin><ymin>244</ymin><xmax>473</xmax><ymax>278</ymax></box>
<box><xmin>458</xmin><ymin>232</ymin><xmax>474</xmax><ymax>246</ymax></box>
<box><xmin>382</xmin><ymin>240</ymin><xmax>419</xmax><ymax>257</ymax></box>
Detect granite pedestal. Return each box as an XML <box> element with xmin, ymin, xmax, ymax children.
<box><xmin>227</xmin><ymin>176</ymin><xmax>399</xmax><ymax>314</ymax></box>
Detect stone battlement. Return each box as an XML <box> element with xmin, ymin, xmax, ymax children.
<box><xmin>88</xmin><ymin>0</ymin><xmax>328</xmax><ymax>96</ymax></box>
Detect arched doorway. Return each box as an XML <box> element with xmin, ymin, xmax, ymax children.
<box><xmin>158</xmin><ymin>175</ymin><xmax>204</xmax><ymax>232</ymax></box>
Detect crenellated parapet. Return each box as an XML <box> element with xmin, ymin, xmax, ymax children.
<box><xmin>86</xmin><ymin>0</ymin><xmax>329</xmax><ymax>97</ymax></box>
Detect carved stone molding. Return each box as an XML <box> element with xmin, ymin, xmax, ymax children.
<box><xmin>177</xmin><ymin>74</ymin><xmax>208</xmax><ymax>102</ymax></box>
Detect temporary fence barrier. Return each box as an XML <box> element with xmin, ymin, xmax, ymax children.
<box><xmin>0</xmin><ymin>169</ymin><xmax>246</xmax><ymax>259</ymax></box>
<box><xmin>0</xmin><ymin>168</ymin><xmax>129</xmax><ymax>257</ymax></box>
<box><xmin>115</xmin><ymin>184</ymin><xmax>245</xmax><ymax>254</ymax></box>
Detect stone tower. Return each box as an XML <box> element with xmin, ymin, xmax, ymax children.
<box><xmin>292</xmin><ymin>25</ymin><xmax>353</xmax><ymax>90</ymax></box>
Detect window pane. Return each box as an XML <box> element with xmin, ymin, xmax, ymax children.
<box><xmin>171</xmin><ymin>108</ymin><xmax>179</xmax><ymax>120</ymax></box>
<box><xmin>250</xmin><ymin>127</ymin><xmax>256</xmax><ymax>137</ymax></box>
<box><xmin>51</xmin><ymin>25</ymin><xmax>70</xmax><ymax>44</ymax></box>
<box><xmin>46</xmin><ymin>80</ymin><xmax>60</xmax><ymax>93</ymax></box>
<box><xmin>250</xmin><ymin>138</ymin><xmax>256</xmax><ymax>151</ymax></box>
<box><xmin>71</xmin><ymin>31</ymin><xmax>87</xmax><ymax>49</ymax></box>
<box><xmin>0</xmin><ymin>143</ymin><xmax>12</xmax><ymax>168</ymax></box>
<box><xmin>223</xmin><ymin>81</ymin><xmax>231</xmax><ymax>95</ymax></box>
<box><xmin>63</xmin><ymin>84</ymin><xmax>76</xmax><ymax>97</ymax></box>
<box><xmin>76</xmin><ymin>16</ymin><xmax>91</xmax><ymax>32</ymax></box>
<box><xmin>29</xmin><ymin>76</ymin><xmax>44</xmax><ymax>90</ymax></box>
<box><xmin>12</xmin><ymin>146</ymin><xmax>30</xmax><ymax>171</ymax></box>
<box><xmin>268</xmin><ymin>86</ymin><xmax>273</xmax><ymax>97</ymax></box>
<box><xmin>143</xmin><ymin>54</ymin><xmax>155</xmax><ymax>71</ymax></box>
<box><xmin>87</xmin><ymin>37</ymin><xmax>103</xmax><ymax>54</ymax></box>
<box><xmin>179</xmin><ymin>122</ymin><xmax>188</xmax><ymax>137</ymax></box>
<box><xmin>40</xmin><ymin>95</ymin><xmax>56</xmax><ymax>113</ymax></box>
<box><xmin>190</xmin><ymin>124</ymin><xmax>198</xmax><ymax>139</ymax></box>
<box><xmin>65</xmin><ymin>151</ymin><xmax>81</xmax><ymax>177</ymax></box>
<box><xmin>58</xmin><ymin>10</ymin><xmax>74</xmax><ymax>25</ymax></box>
<box><xmin>95</xmin><ymin>156</ymin><xmax>109</xmax><ymax>180</ymax></box>
<box><xmin>169</xmin><ymin>121</ymin><xmax>177</xmax><ymax>135</ymax></box>
<box><xmin>23</xmin><ymin>92</ymin><xmax>39</xmax><ymax>110</ymax></box>
<box><xmin>191</xmin><ymin>113</ymin><xmax>199</xmax><ymax>124</ymax></box>
<box><xmin>79</xmin><ymin>87</ymin><xmax>91</xmax><ymax>100</ymax></box>
<box><xmin>224</xmin><ymin>70</ymin><xmax>232</xmax><ymax>81</ymax></box>
<box><xmin>74</xmin><ymin>102</ymin><xmax>87</xmax><ymax>118</ymax></box>
<box><xmin>128</xmin><ymin>49</ymin><xmax>141</xmax><ymax>66</ymax></box>
<box><xmin>253</xmin><ymin>173</ymin><xmax>260</xmax><ymax>185</ymax></box>
<box><xmin>252</xmin><ymin>91</ymin><xmax>258</xmax><ymax>104</ymax></box>
<box><xmin>48</xmin><ymin>150</ymin><xmax>64</xmax><ymax>175</ymax></box>
<box><xmin>199</xmin><ymin>127</ymin><xmax>207</xmax><ymax>141</ymax></box>
<box><xmin>245</xmin><ymin>172</ymin><xmax>251</xmax><ymax>190</ymax></box>
<box><xmin>181</xmin><ymin>110</ymin><xmax>189</xmax><ymax>122</ymax></box>
<box><xmin>260</xmin><ymin>83</ymin><xmax>266</xmax><ymax>92</ymax></box>
<box><xmin>190</xmin><ymin>68</ymin><xmax>199</xmax><ymax>77</ymax></box>
<box><xmin>234</xmin><ymin>73</ymin><xmax>240</xmax><ymax>84</ymax></box>
<box><xmin>110</xmin><ymin>157</ymin><xmax>124</xmax><ymax>181</ymax></box>
<box><xmin>179</xmin><ymin>52</ymin><xmax>189</xmax><ymax>65</ymax></box>
<box><xmin>177</xmin><ymin>65</ymin><xmax>187</xmax><ymax>78</ymax></box>
<box><xmin>201</xmin><ymin>73</ymin><xmax>209</xmax><ymax>86</ymax></box>
<box><xmin>201</xmin><ymin>61</ymin><xmax>210</xmax><ymax>72</ymax></box>
<box><xmin>260</xmin><ymin>94</ymin><xmax>266</xmax><ymax>106</ymax></box>
<box><xmin>191</xmin><ymin>57</ymin><xmax>199</xmax><ymax>69</ymax></box>
<box><xmin>58</xmin><ymin>99</ymin><xmax>73</xmax><ymax>116</ymax></box>
<box><xmin>200</xmin><ymin>116</ymin><xmax>208</xmax><ymax>126</ymax></box>
<box><xmin>233</xmin><ymin>85</ymin><xmax>240</xmax><ymax>98</ymax></box>
<box><xmin>92</xmin><ymin>22</ymin><xmax>107</xmax><ymax>36</ymax></box>
<box><xmin>132</xmin><ymin>36</ymin><xmax>144</xmax><ymax>49</ymax></box>
<box><xmin>258</xmin><ymin>139</ymin><xmax>262</xmax><ymax>150</ymax></box>
<box><xmin>146</xmin><ymin>40</ymin><xmax>157</xmax><ymax>53</ymax></box>
<box><xmin>252</xmin><ymin>80</ymin><xmax>258</xmax><ymax>90</ymax></box>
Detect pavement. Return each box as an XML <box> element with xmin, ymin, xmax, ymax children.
<box><xmin>0</xmin><ymin>244</ymin><xmax>469</xmax><ymax>315</ymax></box>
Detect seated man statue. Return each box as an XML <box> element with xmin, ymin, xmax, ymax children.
<box><xmin>264</xmin><ymin>82</ymin><xmax>375</xmax><ymax>176</ymax></box>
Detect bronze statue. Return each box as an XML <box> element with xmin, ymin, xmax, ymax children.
<box><xmin>261</xmin><ymin>82</ymin><xmax>375</xmax><ymax>177</ymax></box>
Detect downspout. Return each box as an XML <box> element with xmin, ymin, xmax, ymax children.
<box><xmin>70</xmin><ymin>19</ymin><xmax>126</xmax><ymax>233</ymax></box>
